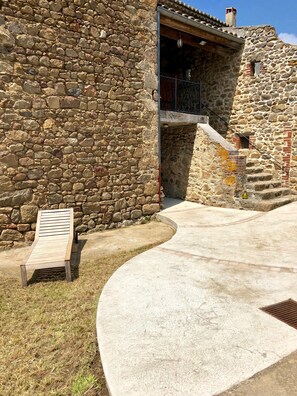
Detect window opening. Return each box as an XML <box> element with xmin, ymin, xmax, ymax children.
<box><xmin>251</xmin><ymin>61</ymin><xmax>261</xmax><ymax>77</ymax></box>
<box><xmin>240</xmin><ymin>135</ymin><xmax>250</xmax><ymax>149</ymax></box>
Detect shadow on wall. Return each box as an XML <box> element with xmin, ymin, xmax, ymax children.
<box><xmin>185</xmin><ymin>46</ymin><xmax>243</xmax><ymax>136</ymax></box>
<box><xmin>161</xmin><ymin>124</ymin><xmax>196</xmax><ymax>199</ymax></box>
<box><xmin>160</xmin><ymin>36</ymin><xmax>243</xmax><ymax>136</ymax></box>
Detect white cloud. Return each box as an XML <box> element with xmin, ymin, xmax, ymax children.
<box><xmin>278</xmin><ymin>32</ymin><xmax>297</xmax><ymax>45</ymax></box>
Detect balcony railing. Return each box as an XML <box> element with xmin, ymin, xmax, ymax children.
<box><xmin>160</xmin><ymin>75</ymin><xmax>201</xmax><ymax>115</ymax></box>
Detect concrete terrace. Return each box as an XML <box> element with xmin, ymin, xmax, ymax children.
<box><xmin>97</xmin><ymin>199</ymin><xmax>297</xmax><ymax>396</ymax></box>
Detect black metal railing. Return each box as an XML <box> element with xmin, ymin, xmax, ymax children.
<box><xmin>160</xmin><ymin>75</ymin><xmax>201</xmax><ymax>115</ymax></box>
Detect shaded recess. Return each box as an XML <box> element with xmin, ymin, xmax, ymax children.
<box><xmin>160</xmin><ymin>28</ymin><xmax>242</xmax><ymax>200</ymax></box>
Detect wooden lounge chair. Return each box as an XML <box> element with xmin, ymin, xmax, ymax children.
<box><xmin>20</xmin><ymin>208</ymin><xmax>74</xmax><ymax>287</ymax></box>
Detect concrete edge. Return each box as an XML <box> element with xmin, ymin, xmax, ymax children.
<box><xmin>160</xmin><ymin>110</ymin><xmax>209</xmax><ymax>126</ymax></box>
<box><xmin>96</xmin><ymin>216</ymin><xmax>177</xmax><ymax>396</ymax></box>
<box><xmin>198</xmin><ymin>123</ymin><xmax>236</xmax><ymax>151</ymax></box>
<box><xmin>96</xmin><ymin>277</ymin><xmax>118</xmax><ymax>396</ymax></box>
<box><xmin>156</xmin><ymin>213</ymin><xmax>178</xmax><ymax>232</ymax></box>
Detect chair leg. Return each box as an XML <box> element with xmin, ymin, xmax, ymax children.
<box><xmin>65</xmin><ymin>261</ymin><xmax>72</xmax><ymax>282</ymax></box>
<box><xmin>20</xmin><ymin>265</ymin><xmax>27</xmax><ymax>287</ymax></box>
<box><xmin>72</xmin><ymin>241</ymin><xmax>78</xmax><ymax>253</ymax></box>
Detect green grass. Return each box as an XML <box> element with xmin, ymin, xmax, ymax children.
<box><xmin>0</xmin><ymin>239</ymin><xmax>169</xmax><ymax>396</ymax></box>
<box><xmin>71</xmin><ymin>373</ymin><xmax>99</xmax><ymax>395</ymax></box>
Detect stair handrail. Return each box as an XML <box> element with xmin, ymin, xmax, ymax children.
<box><xmin>201</xmin><ymin>103</ymin><xmax>286</xmax><ymax>173</ymax></box>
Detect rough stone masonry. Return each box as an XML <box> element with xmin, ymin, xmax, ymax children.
<box><xmin>229</xmin><ymin>25</ymin><xmax>297</xmax><ymax>187</ymax></box>
<box><xmin>0</xmin><ymin>0</ymin><xmax>159</xmax><ymax>248</ymax></box>
<box><xmin>186</xmin><ymin>23</ymin><xmax>297</xmax><ymax>190</ymax></box>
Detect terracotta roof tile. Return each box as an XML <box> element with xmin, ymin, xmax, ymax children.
<box><xmin>158</xmin><ymin>0</ymin><xmax>227</xmax><ymax>28</ymax></box>
<box><xmin>158</xmin><ymin>0</ymin><xmax>243</xmax><ymax>40</ymax></box>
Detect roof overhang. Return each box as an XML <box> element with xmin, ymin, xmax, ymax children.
<box><xmin>158</xmin><ymin>7</ymin><xmax>244</xmax><ymax>56</ymax></box>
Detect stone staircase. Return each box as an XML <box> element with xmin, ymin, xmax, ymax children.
<box><xmin>240</xmin><ymin>160</ymin><xmax>297</xmax><ymax>211</ymax></box>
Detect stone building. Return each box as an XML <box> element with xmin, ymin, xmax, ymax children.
<box><xmin>0</xmin><ymin>0</ymin><xmax>296</xmax><ymax>247</ymax></box>
<box><xmin>0</xmin><ymin>0</ymin><xmax>159</xmax><ymax>248</ymax></box>
<box><xmin>158</xmin><ymin>1</ymin><xmax>297</xmax><ymax>211</ymax></box>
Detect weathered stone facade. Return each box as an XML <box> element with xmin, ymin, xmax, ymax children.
<box><xmin>1</xmin><ymin>0</ymin><xmax>297</xmax><ymax>247</ymax></box>
<box><xmin>228</xmin><ymin>26</ymin><xmax>297</xmax><ymax>188</ymax></box>
<box><xmin>161</xmin><ymin>123</ymin><xmax>245</xmax><ymax>208</ymax></box>
<box><xmin>184</xmin><ymin>24</ymin><xmax>297</xmax><ymax>193</ymax></box>
<box><xmin>0</xmin><ymin>0</ymin><xmax>159</xmax><ymax>248</ymax></box>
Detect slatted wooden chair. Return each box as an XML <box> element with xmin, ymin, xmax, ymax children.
<box><xmin>20</xmin><ymin>208</ymin><xmax>74</xmax><ymax>287</ymax></box>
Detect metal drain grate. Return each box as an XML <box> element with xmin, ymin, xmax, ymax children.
<box><xmin>261</xmin><ymin>299</ymin><xmax>297</xmax><ymax>330</ymax></box>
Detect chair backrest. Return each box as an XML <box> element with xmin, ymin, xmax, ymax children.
<box><xmin>36</xmin><ymin>208</ymin><xmax>73</xmax><ymax>239</ymax></box>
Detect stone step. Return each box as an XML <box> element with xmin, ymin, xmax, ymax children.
<box><xmin>245</xmin><ymin>166</ymin><xmax>265</xmax><ymax>175</ymax></box>
<box><xmin>255</xmin><ymin>195</ymin><xmax>297</xmax><ymax>211</ymax></box>
<box><xmin>240</xmin><ymin>195</ymin><xmax>297</xmax><ymax>212</ymax></box>
<box><xmin>246</xmin><ymin>161</ymin><xmax>262</xmax><ymax>168</ymax></box>
<box><xmin>242</xmin><ymin>158</ymin><xmax>297</xmax><ymax>212</ymax></box>
<box><xmin>247</xmin><ymin>173</ymin><xmax>273</xmax><ymax>182</ymax></box>
<box><xmin>246</xmin><ymin>161</ymin><xmax>256</xmax><ymax>167</ymax></box>
<box><xmin>246</xmin><ymin>180</ymin><xmax>282</xmax><ymax>191</ymax></box>
<box><xmin>254</xmin><ymin>187</ymin><xmax>291</xmax><ymax>200</ymax></box>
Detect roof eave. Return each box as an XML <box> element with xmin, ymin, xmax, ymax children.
<box><xmin>158</xmin><ymin>7</ymin><xmax>245</xmax><ymax>45</ymax></box>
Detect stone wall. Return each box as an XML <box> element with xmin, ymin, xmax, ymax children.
<box><xmin>228</xmin><ymin>26</ymin><xmax>297</xmax><ymax>188</ymax></box>
<box><xmin>183</xmin><ymin>25</ymin><xmax>297</xmax><ymax>192</ymax></box>
<box><xmin>189</xmin><ymin>47</ymin><xmax>242</xmax><ymax>136</ymax></box>
<box><xmin>0</xmin><ymin>0</ymin><xmax>159</xmax><ymax>248</ymax></box>
<box><xmin>161</xmin><ymin>123</ymin><xmax>245</xmax><ymax>208</ymax></box>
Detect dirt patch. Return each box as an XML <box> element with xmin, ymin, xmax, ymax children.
<box><xmin>220</xmin><ymin>350</ymin><xmax>297</xmax><ymax>396</ymax></box>
<box><xmin>0</xmin><ymin>221</ymin><xmax>174</xmax><ymax>396</ymax></box>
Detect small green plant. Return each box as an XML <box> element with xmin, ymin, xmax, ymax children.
<box><xmin>142</xmin><ymin>215</ymin><xmax>150</xmax><ymax>224</ymax></box>
<box><xmin>71</xmin><ymin>373</ymin><xmax>99</xmax><ymax>395</ymax></box>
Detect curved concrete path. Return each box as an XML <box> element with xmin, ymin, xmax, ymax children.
<box><xmin>97</xmin><ymin>199</ymin><xmax>297</xmax><ymax>396</ymax></box>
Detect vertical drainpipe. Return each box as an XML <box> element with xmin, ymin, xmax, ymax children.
<box><xmin>157</xmin><ymin>8</ymin><xmax>161</xmax><ymax>205</ymax></box>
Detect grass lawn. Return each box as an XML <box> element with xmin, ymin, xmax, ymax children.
<box><xmin>0</xmin><ymin>223</ymin><xmax>173</xmax><ymax>395</ymax></box>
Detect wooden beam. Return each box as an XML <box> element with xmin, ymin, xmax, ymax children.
<box><xmin>160</xmin><ymin>14</ymin><xmax>242</xmax><ymax>51</ymax></box>
<box><xmin>160</xmin><ymin>25</ymin><xmax>235</xmax><ymax>57</ymax></box>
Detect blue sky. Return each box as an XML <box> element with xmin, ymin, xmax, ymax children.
<box><xmin>184</xmin><ymin>0</ymin><xmax>297</xmax><ymax>44</ymax></box>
